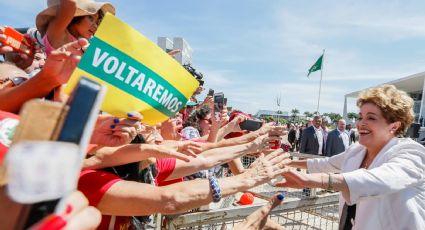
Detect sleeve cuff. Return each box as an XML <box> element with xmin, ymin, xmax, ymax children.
<box><xmin>342</xmin><ymin>169</ymin><xmax>369</xmax><ymax>204</ymax></box>
<box><xmin>307</xmin><ymin>158</ymin><xmax>325</xmax><ymax>173</ymax></box>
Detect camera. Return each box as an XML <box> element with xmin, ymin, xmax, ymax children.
<box><xmin>183</xmin><ymin>63</ymin><xmax>204</xmax><ymax>86</ymax></box>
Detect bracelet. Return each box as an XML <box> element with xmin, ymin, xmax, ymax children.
<box><xmin>327</xmin><ymin>173</ymin><xmax>333</xmax><ymax>191</ymax></box>
<box><xmin>208</xmin><ymin>176</ymin><xmax>222</xmax><ymax>203</ymax></box>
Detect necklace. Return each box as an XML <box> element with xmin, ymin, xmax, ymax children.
<box><xmin>361</xmin><ymin>155</ymin><xmax>374</xmax><ymax>169</ymax></box>
<box><xmin>361</xmin><ymin>161</ymin><xmax>370</xmax><ymax>169</ymax></box>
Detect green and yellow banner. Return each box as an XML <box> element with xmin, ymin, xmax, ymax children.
<box><xmin>65</xmin><ymin>13</ymin><xmax>199</xmax><ymax>125</ymax></box>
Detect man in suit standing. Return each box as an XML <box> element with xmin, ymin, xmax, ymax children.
<box><xmin>325</xmin><ymin>119</ymin><xmax>349</xmax><ymax>157</ymax></box>
<box><xmin>299</xmin><ymin>115</ymin><xmax>324</xmax><ymax>155</ymax></box>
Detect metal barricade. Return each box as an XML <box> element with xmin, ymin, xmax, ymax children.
<box><xmin>163</xmin><ymin>190</ymin><xmax>339</xmax><ymax>229</ymax></box>
<box><xmin>159</xmin><ymin>152</ymin><xmax>339</xmax><ymax>230</ymax></box>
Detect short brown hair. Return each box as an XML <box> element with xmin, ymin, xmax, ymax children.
<box><xmin>357</xmin><ymin>84</ymin><xmax>414</xmax><ymax>136</ymax></box>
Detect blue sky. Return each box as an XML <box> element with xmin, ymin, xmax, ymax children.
<box><xmin>2</xmin><ymin>0</ymin><xmax>425</xmax><ymax>115</ymax></box>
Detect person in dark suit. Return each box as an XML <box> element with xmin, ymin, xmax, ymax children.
<box><xmin>299</xmin><ymin>115</ymin><xmax>324</xmax><ymax>155</ymax></box>
<box><xmin>287</xmin><ymin>124</ymin><xmax>296</xmax><ymax>151</ymax></box>
<box><xmin>325</xmin><ymin>119</ymin><xmax>349</xmax><ymax>157</ymax></box>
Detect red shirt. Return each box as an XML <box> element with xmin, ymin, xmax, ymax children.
<box><xmin>155</xmin><ymin>158</ymin><xmax>183</xmax><ymax>186</ymax></box>
<box><xmin>78</xmin><ymin>170</ymin><xmax>130</xmax><ymax>230</ymax></box>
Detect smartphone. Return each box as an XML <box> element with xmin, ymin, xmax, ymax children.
<box><xmin>239</xmin><ymin>119</ymin><xmax>263</xmax><ymax>131</ymax></box>
<box><xmin>2</xmin><ymin>26</ymin><xmax>33</xmax><ymax>55</ymax></box>
<box><xmin>214</xmin><ymin>92</ymin><xmax>224</xmax><ymax>111</ymax></box>
<box><xmin>208</xmin><ymin>88</ymin><xmax>214</xmax><ymax>97</ymax></box>
<box><xmin>223</xmin><ymin>98</ymin><xmax>228</xmax><ymax>106</ymax></box>
<box><xmin>24</xmin><ymin>77</ymin><xmax>106</xmax><ymax>228</ymax></box>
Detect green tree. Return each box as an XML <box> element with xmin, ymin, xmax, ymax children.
<box><xmin>263</xmin><ymin>116</ymin><xmax>274</xmax><ymax>123</ymax></box>
<box><xmin>303</xmin><ymin>111</ymin><xmax>313</xmax><ymax>119</ymax></box>
<box><xmin>277</xmin><ymin>118</ymin><xmax>288</xmax><ymax>125</ymax></box>
<box><xmin>291</xmin><ymin>108</ymin><xmax>300</xmax><ymax>122</ymax></box>
<box><xmin>326</xmin><ymin>112</ymin><xmax>343</xmax><ymax>124</ymax></box>
<box><xmin>347</xmin><ymin>112</ymin><xmax>359</xmax><ymax>123</ymax></box>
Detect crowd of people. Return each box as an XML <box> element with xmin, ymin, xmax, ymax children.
<box><xmin>289</xmin><ymin>116</ymin><xmax>358</xmax><ymax>157</ymax></box>
<box><xmin>0</xmin><ymin>0</ymin><xmax>424</xmax><ymax>230</ymax></box>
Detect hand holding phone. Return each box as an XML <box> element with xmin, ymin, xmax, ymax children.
<box><xmin>208</xmin><ymin>88</ymin><xmax>214</xmax><ymax>97</ymax></box>
<box><xmin>239</xmin><ymin>119</ymin><xmax>263</xmax><ymax>131</ymax></box>
<box><xmin>1</xmin><ymin>26</ymin><xmax>34</xmax><ymax>55</ymax></box>
<box><xmin>214</xmin><ymin>92</ymin><xmax>224</xmax><ymax>110</ymax></box>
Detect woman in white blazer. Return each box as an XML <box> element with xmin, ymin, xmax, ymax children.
<box><xmin>277</xmin><ymin>84</ymin><xmax>425</xmax><ymax>230</ymax></box>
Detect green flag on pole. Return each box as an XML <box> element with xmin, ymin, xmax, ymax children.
<box><xmin>307</xmin><ymin>54</ymin><xmax>323</xmax><ymax>77</ymax></box>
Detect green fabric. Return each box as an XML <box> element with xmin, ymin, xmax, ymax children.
<box><xmin>307</xmin><ymin>54</ymin><xmax>323</xmax><ymax>77</ymax></box>
<box><xmin>79</xmin><ymin>36</ymin><xmax>188</xmax><ymax>117</ymax></box>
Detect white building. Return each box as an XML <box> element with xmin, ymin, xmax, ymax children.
<box><xmin>343</xmin><ymin>71</ymin><xmax>425</xmax><ymax>138</ymax></box>
<box><xmin>344</xmin><ymin>71</ymin><xmax>425</xmax><ymax>121</ymax></box>
<box><xmin>254</xmin><ymin>110</ymin><xmax>290</xmax><ymax>120</ymax></box>
<box><xmin>157</xmin><ymin>37</ymin><xmax>193</xmax><ymax>65</ymax></box>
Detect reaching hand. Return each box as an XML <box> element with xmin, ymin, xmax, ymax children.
<box><xmin>176</xmin><ymin>140</ymin><xmax>203</xmax><ymax>156</ymax></box>
<box><xmin>225</xmin><ymin>114</ymin><xmax>247</xmax><ymax>133</ymax></box>
<box><xmin>149</xmin><ymin>144</ymin><xmax>198</xmax><ymax>162</ymax></box>
<box><xmin>274</xmin><ymin>170</ymin><xmax>310</xmax><ymax>188</ymax></box>
<box><xmin>0</xmin><ymin>27</ymin><xmax>40</xmax><ymax>70</ymax></box>
<box><xmin>249</xmin><ymin>134</ymin><xmax>281</xmax><ymax>154</ymax></box>
<box><xmin>201</xmin><ymin>95</ymin><xmax>214</xmax><ymax>111</ymax></box>
<box><xmin>233</xmin><ymin>193</ymin><xmax>285</xmax><ymax>230</ymax></box>
<box><xmin>255</xmin><ymin>124</ymin><xmax>287</xmax><ymax>137</ymax></box>
<box><xmin>90</xmin><ymin>112</ymin><xmax>142</xmax><ymax>147</ymax></box>
<box><xmin>211</xmin><ymin>107</ymin><xmax>230</xmax><ymax>128</ymax></box>
<box><xmin>29</xmin><ymin>191</ymin><xmax>101</xmax><ymax>230</ymax></box>
<box><xmin>139</xmin><ymin>125</ymin><xmax>163</xmax><ymax>144</ymax></box>
<box><xmin>41</xmin><ymin>38</ymin><xmax>89</xmax><ymax>87</ymax></box>
<box><xmin>243</xmin><ymin>149</ymin><xmax>291</xmax><ymax>185</ymax></box>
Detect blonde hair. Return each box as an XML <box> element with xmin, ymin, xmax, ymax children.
<box><xmin>357</xmin><ymin>84</ymin><xmax>414</xmax><ymax>136</ymax></box>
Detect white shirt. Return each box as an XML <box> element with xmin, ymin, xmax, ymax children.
<box><xmin>337</xmin><ymin>129</ymin><xmax>349</xmax><ymax>150</ymax></box>
<box><xmin>313</xmin><ymin>126</ymin><xmax>324</xmax><ymax>155</ymax></box>
<box><xmin>307</xmin><ymin>138</ymin><xmax>425</xmax><ymax>230</ymax></box>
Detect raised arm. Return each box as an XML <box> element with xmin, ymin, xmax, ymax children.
<box><xmin>0</xmin><ymin>39</ymin><xmax>88</xmax><ymax>113</ymax></box>
<box><xmin>94</xmin><ymin>149</ymin><xmax>290</xmax><ymax>216</ymax></box>
<box><xmin>83</xmin><ymin>144</ymin><xmax>196</xmax><ymax>170</ymax></box>
<box><xmin>0</xmin><ymin>70</ymin><xmax>58</xmax><ymax>113</ymax></box>
<box><xmin>45</xmin><ymin>0</ymin><xmax>77</xmax><ymax>48</ymax></box>
<box><xmin>164</xmin><ymin>135</ymin><xmax>276</xmax><ymax>180</ymax></box>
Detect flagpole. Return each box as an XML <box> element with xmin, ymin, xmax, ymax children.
<box><xmin>316</xmin><ymin>49</ymin><xmax>325</xmax><ymax>114</ymax></box>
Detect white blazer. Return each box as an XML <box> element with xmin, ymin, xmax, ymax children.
<box><xmin>307</xmin><ymin>138</ymin><xmax>425</xmax><ymax>230</ymax></box>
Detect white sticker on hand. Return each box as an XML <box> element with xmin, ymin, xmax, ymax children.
<box><xmin>6</xmin><ymin>141</ymin><xmax>80</xmax><ymax>204</ymax></box>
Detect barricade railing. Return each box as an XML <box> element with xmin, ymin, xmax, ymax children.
<box><xmin>158</xmin><ymin>152</ymin><xmax>339</xmax><ymax>230</ymax></box>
